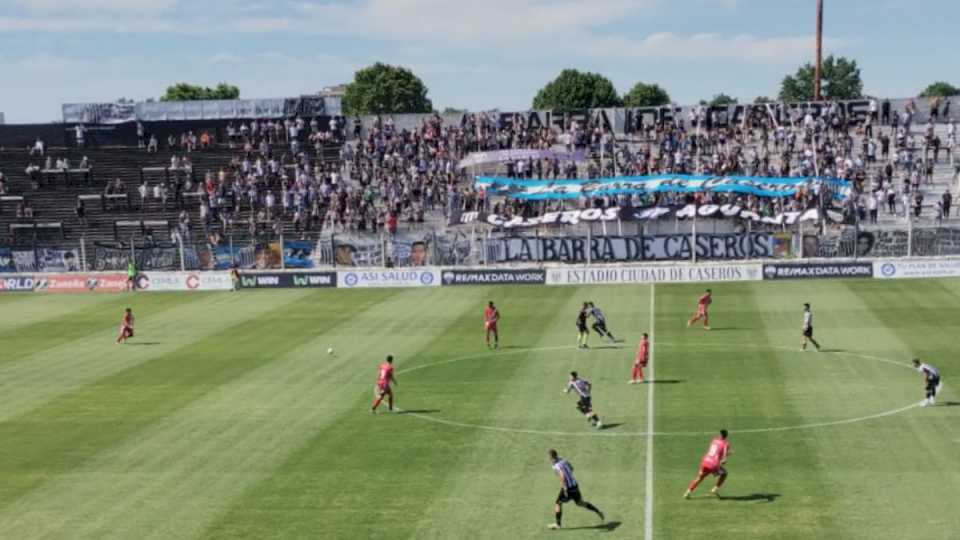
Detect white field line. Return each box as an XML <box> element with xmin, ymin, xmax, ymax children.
<box><xmin>644</xmin><ymin>283</ymin><xmax>656</xmax><ymax>540</ymax></box>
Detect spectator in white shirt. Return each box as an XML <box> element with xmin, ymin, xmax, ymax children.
<box><xmin>30</xmin><ymin>138</ymin><xmax>44</xmax><ymax>156</ymax></box>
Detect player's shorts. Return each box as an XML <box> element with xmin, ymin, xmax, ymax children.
<box><xmin>485</xmin><ymin>322</ymin><xmax>498</xmax><ymax>332</ymax></box>
<box><xmin>697</xmin><ymin>306</ymin><xmax>708</xmax><ymax>317</ymax></box>
<box><xmin>120</xmin><ymin>325</ymin><xmax>133</xmax><ymax>338</ymax></box>
<box><xmin>576</xmin><ymin>397</ymin><xmax>592</xmax><ymax>414</ymax></box>
<box><xmin>699</xmin><ymin>463</ymin><xmax>726</xmax><ymax>477</ymax></box>
<box><xmin>576</xmin><ymin>321</ymin><xmax>587</xmax><ymax>332</ymax></box>
<box><xmin>376</xmin><ymin>382</ymin><xmax>391</xmax><ymax>394</ymax></box>
<box><xmin>556</xmin><ymin>485</ymin><xmax>583</xmax><ymax>504</ymax></box>
<box><xmin>592</xmin><ymin>320</ymin><xmax>608</xmax><ymax>333</ymax></box>
<box><xmin>803</xmin><ymin>326</ymin><xmax>814</xmax><ymax>338</ymax></box>
<box><xmin>927</xmin><ymin>376</ymin><xmax>941</xmax><ymax>395</ymax></box>
<box><xmin>635</xmin><ymin>358</ymin><xmax>648</xmax><ymax>368</ymax></box>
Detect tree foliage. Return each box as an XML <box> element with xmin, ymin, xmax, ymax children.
<box><xmin>779</xmin><ymin>55</ymin><xmax>863</xmax><ymax>102</ymax></box>
<box><xmin>532</xmin><ymin>69</ymin><xmax>623</xmax><ymax>111</ymax></box>
<box><xmin>919</xmin><ymin>82</ymin><xmax>960</xmax><ymax>98</ymax></box>
<box><xmin>161</xmin><ymin>82</ymin><xmax>240</xmax><ymax>101</ymax></box>
<box><xmin>622</xmin><ymin>82</ymin><xmax>670</xmax><ymax>108</ymax></box>
<box><xmin>341</xmin><ymin>62</ymin><xmax>433</xmax><ymax>116</ymax></box>
<box><xmin>708</xmin><ymin>93</ymin><xmax>738</xmax><ymax>107</ymax></box>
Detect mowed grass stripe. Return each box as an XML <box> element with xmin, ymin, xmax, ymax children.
<box><xmin>202</xmin><ymin>285</ymin><xmax>579</xmax><ymax>540</ymax></box>
<box><xmin>408</xmin><ymin>286</ymin><xmax>650</xmax><ymax>539</ymax></box>
<box><xmin>0</xmin><ymin>289</ymin><xmax>323</xmax><ymax>518</ymax></box>
<box><xmin>0</xmin><ymin>292</ymin><xmax>302</xmax><ymax>423</ymax></box>
<box><xmin>0</xmin><ymin>293</ymin><xmax>123</xmax><ymax>334</ymax></box>
<box><xmin>0</xmin><ymin>292</ymin><xmax>206</xmax><ymax>363</ymax></box>
<box><xmin>0</xmin><ymin>288</ymin><xmax>420</xmax><ymax>539</ymax></box>
<box><xmin>652</xmin><ymin>283</ymin><xmax>839</xmax><ymax>539</ymax></box>
<box><xmin>814</xmin><ymin>279</ymin><xmax>960</xmax><ymax>538</ymax></box>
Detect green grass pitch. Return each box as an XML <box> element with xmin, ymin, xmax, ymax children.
<box><xmin>0</xmin><ymin>279</ymin><xmax>958</xmax><ymax>539</ymax></box>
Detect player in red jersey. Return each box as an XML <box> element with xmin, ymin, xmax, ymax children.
<box><xmin>115</xmin><ymin>307</ymin><xmax>135</xmax><ymax>344</ymax></box>
<box><xmin>687</xmin><ymin>289</ymin><xmax>712</xmax><ymax>330</ymax></box>
<box><xmin>484</xmin><ymin>301</ymin><xmax>500</xmax><ymax>349</ymax></box>
<box><xmin>684</xmin><ymin>429</ymin><xmax>731</xmax><ymax>498</ymax></box>
<box><xmin>371</xmin><ymin>355</ymin><xmax>398</xmax><ymax>413</ymax></box>
<box><xmin>630</xmin><ymin>333</ymin><xmax>650</xmax><ymax>384</ymax></box>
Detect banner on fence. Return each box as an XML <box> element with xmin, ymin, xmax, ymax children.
<box><xmin>12</xmin><ymin>248</ymin><xmax>82</xmax><ymax>273</ymax></box>
<box><xmin>337</xmin><ymin>269</ymin><xmax>440</xmax><ymax>288</ymax></box>
<box><xmin>33</xmin><ymin>273</ymin><xmax>127</xmax><ymax>293</ymax></box>
<box><xmin>0</xmin><ymin>248</ymin><xmax>15</xmax><ymax>273</ymax></box>
<box><xmin>458</xmin><ymin>149</ymin><xmax>585</xmax><ymax>169</ymax></box>
<box><xmin>0</xmin><ymin>275</ymin><xmax>35</xmax><ymax>292</ymax></box>
<box><xmin>93</xmin><ymin>244</ymin><xmax>189</xmax><ymax>271</ymax></box>
<box><xmin>205</xmin><ymin>245</ymin><xmax>256</xmax><ymax>270</ymax></box>
<box><xmin>137</xmin><ymin>271</ymin><xmax>232</xmax><ymax>291</ymax></box>
<box><xmin>452</xmin><ymin>206</ymin><xmax>845</xmax><ymax>228</ymax></box>
<box><xmin>239</xmin><ymin>272</ymin><xmax>337</xmax><ymax>289</ymax></box>
<box><xmin>441</xmin><ymin>269</ymin><xmax>546</xmax><ymax>286</ymax></box>
<box><xmin>547</xmin><ymin>263</ymin><xmax>762</xmax><ymax>286</ymax></box>
<box><xmin>283</xmin><ymin>240</ymin><xmax>316</xmax><ymax>269</ymax></box>
<box><xmin>873</xmin><ymin>260</ymin><xmax>960</xmax><ymax>280</ymax></box>
<box><xmin>476</xmin><ymin>174</ymin><xmax>851</xmax><ymax>201</ymax></box>
<box><xmin>762</xmin><ymin>262</ymin><xmax>873</xmax><ymax>280</ymax></box>
<box><xmin>486</xmin><ymin>234</ymin><xmax>778</xmax><ymax>263</ymax></box>
<box><xmin>327</xmin><ymin>234</ymin><xmax>433</xmax><ymax>267</ymax></box>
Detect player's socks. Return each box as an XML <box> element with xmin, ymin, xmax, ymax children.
<box><xmin>583</xmin><ymin>502</ymin><xmax>602</xmax><ymax>519</ymax></box>
<box><xmin>555</xmin><ymin>510</ymin><xmax>562</xmax><ymax>527</ymax></box>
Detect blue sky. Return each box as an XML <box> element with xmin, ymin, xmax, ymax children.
<box><xmin>0</xmin><ymin>0</ymin><xmax>957</xmax><ymax>123</ymax></box>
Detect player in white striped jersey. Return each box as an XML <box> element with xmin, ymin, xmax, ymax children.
<box><xmin>546</xmin><ymin>449</ymin><xmax>604</xmax><ymax>530</ymax></box>
<box><xmin>801</xmin><ymin>303</ymin><xmax>821</xmax><ymax>352</ymax></box>
<box><xmin>912</xmin><ymin>359</ymin><xmax>942</xmax><ymax>406</ymax></box>
<box><xmin>587</xmin><ymin>302</ymin><xmax>617</xmax><ymax>343</ymax></box>
<box><xmin>564</xmin><ymin>372</ymin><xmax>603</xmax><ymax>429</ymax></box>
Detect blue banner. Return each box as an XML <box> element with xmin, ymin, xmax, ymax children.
<box><xmin>475</xmin><ymin>174</ymin><xmax>851</xmax><ymax>201</ymax></box>
<box><xmin>283</xmin><ymin>240</ymin><xmax>315</xmax><ymax>269</ymax></box>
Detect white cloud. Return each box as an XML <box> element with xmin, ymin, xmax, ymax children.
<box><xmin>580</xmin><ymin>33</ymin><xmax>845</xmax><ymax>63</ymax></box>
<box><xmin>14</xmin><ymin>0</ymin><xmax>178</xmax><ymax>14</ymax></box>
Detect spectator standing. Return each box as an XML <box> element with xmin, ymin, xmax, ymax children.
<box><xmin>75</xmin><ymin>198</ymin><xmax>86</xmax><ymax>226</ymax></box>
<box><xmin>75</xmin><ymin>123</ymin><xmax>86</xmax><ymax>148</ymax></box>
<box><xmin>942</xmin><ymin>191</ymin><xmax>952</xmax><ymax>219</ymax></box>
<box><xmin>30</xmin><ymin>138</ymin><xmax>44</xmax><ymax>156</ymax></box>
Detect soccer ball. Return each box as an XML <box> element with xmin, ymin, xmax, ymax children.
<box><xmin>327</xmin><ymin>347</ymin><xmax>335</xmax><ymax>355</ymax></box>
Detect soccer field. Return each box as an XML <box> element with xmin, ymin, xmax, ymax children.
<box><xmin>0</xmin><ymin>279</ymin><xmax>958</xmax><ymax>539</ymax></box>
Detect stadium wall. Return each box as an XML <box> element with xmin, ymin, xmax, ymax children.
<box><xmin>4</xmin><ymin>258</ymin><xmax>960</xmax><ymax>293</ymax></box>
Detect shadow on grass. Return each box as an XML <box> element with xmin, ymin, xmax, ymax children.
<box><xmin>719</xmin><ymin>492</ymin><xmax>781</xmax><ymax>503</ymax></box>
<box><xmin>126</xmin><ymin>342</ymin><xmax>161</xmax><ymax>346</ymax></box>
<box><xmin>599</xmin><ymin>423</ymin><xmax>623</xmax><ymax>431</ymax></box>
<box><xmin>561</xmin><ymin>520</ymin><xmax>622</xmax><ymax>532</ymax></box>
<box><xmin>396</xmin><ymin>409</ymin><xmax>441</xmax><ymax>415</ymax></box>
<box><xmin>648</xmin><ymin>379</ymin><xmax>682</xmax><ymax>385</ymax></box>
<box><xmin>941</xmin><ymin>401</ymin><xmax>960</xmax><ymax>407</ymax></box>
<box><xmin>818</xmin><ymin>348</ymin><xmax>848</xmax><ymax>354</ymax></box>
<box><xmin>589</xmin><ymin>345</ymin><xmax>623</xmax><ymax>351</ymax></box>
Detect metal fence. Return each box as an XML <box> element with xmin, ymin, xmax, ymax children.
<box><xmin>5</xmin><ymin>224</ymin><xmax>960</xmax><ymax>273</ymax></box>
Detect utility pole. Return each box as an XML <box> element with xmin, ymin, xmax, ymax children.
<box><xmin>814</xmin><ymin>0</ymin><xmax>824</xmax><ymax>101</ymax></box>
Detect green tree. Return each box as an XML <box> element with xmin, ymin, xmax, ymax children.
<box><xmin>919</xmin><ymin>82</ymin><xmax>960</xmax><ymax>98</ymax></box>
<box><xmin>532</xmin><ymin>69</ymin><xmax>623</xmax><ymax>111</ymax></box>
<box><xmin>341</xmin><ymin>62</ymin><xmax>433</xmax><ymax>116</ymax></box>
<box><xmin>441</xmin><ymin>107</ymin><xmax>467</xmax><ymax>115</ymax></box>
<box><xmin>161</xmin><ymin>82</ymin><xmax>240</xmax><ymax>101</ymax></box>
<box><xmin>708</xmin><ymin>93</ymin><xmax>738</xmax><ymax>107</ymax></box>
<box><xmin>622</xmin><ymin>82</ymin><xmax>670</xmax><ymax>107</ymax></box>
<box><xmin>779</xmin><ymin>55</ymin><xmax>863</xmax><ymax>102</ymax></box>
<box><xmin>753</xmin><ymin>96</ymin><xmax>773</xmax><ymax>104</ymax></box>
